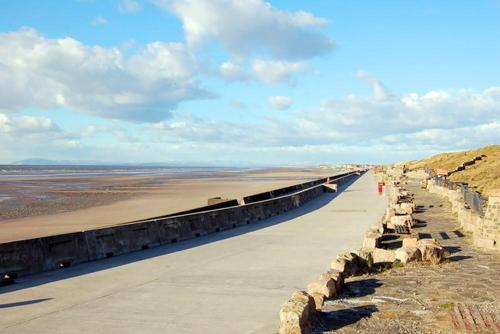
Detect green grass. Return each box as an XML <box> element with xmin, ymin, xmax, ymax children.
<box><xmin>437</xmin><ymin>302</ymin><xmax>454</xmax><ymax>309</ymax></box>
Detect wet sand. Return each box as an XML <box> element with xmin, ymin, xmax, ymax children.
<box><xmin>0</xmin><ymin>167</ymin><xmax>341</xmax><ymax>243</ymax></box>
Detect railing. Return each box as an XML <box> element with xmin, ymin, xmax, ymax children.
<box><xmin>425</xmin><ymin>168</ymin><xmax>486</xmax><ymax>216</ymax></box>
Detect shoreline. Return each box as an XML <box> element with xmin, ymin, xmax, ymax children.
<box><xmin>0</xmin><ymin>167</ymin><xmax>343</xmax><ymax>243</ymax></box>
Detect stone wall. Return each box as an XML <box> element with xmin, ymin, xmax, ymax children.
<box><xmin>427</xmin><ymin>179</ymin><xmax>499</xmax><ymax>250</ymax></box>
<box><xmin>0</xmin><ymin>171</ymin><xmax>362</xmax><ymax>279</ymax></box>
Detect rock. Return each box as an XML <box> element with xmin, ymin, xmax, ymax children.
<box><xmin>318</xmin><ymin>270</ymin><xmax>344</xmax><ymax>290</ymax></box>
<box><xmin>392</xmin><ymin>202</ymin><xmax>415</xmax><ymax>215</ymax></box>
<box><xmin>417</xmin><ymin>239</ymin><xmax>445</xmax><ymax>263</ymax></box>
<box><xmin>390</xmin><ymin>214</ymin><xmax>413</xmax><ymax>226</ymax></box>
<box><xmin>307</xmin><ymin>277</ymin><xmax>336</xmax><ymax>299</ymax></box>
<box><xmin>372</xmin><ymin>248</ymin><xmax>395</xmax><ymax>264</ymax></box>
<box><xmin>331</xmin><ymin>258</ymin><xmax>348</xmax><ymax>274</ymax></box>
<box><xmin>389</xmin><ymin>214</ymin><xmax>413</xmax><ymax>233</ymax></box>
<box><xmin>395</xmin><ymin>247</ymin><xmax>421</xmax><ymax>263</ymax></box>
<box><xmin>310</xmin><ymin>292</ymin><xmax>325</xmax><ymax>310</ymax></box>
<box><xmin>279</xmin><ymin>291</ymin><xmax>315</xmax><ymax>334</ymax></box>
<box><xmin>402</xmin><ymin>237</ymin><xmax>418</xmax><ymax>248</ymax></box>
<box><xmin>354</xmin><ymin>249</ymin><xmax>374</xmax><ymax>272</ymax></box>
<box><xmin>331</xmin><ymin>252</ymin><xmax>359</xmax><ymax>276</ymax></box>
<box><xmin>362</xmin><ymin>232</ymin><xmax>381</xmax><ymax>249</ymax></box>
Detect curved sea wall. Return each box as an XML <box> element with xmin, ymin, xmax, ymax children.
<box><xmin>0</xmin><ymin>171</ymin><xmax>363</xmax><ymax>280</ymax></box>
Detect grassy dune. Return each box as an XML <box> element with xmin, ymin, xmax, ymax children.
<box><xmin>406</xmin><ymin>145</ymin><xmax>500</xmax><ymax>195</ymax></box>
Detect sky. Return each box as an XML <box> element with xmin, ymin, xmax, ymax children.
<box><xmin>0</xmin><ymin>0</ymin><xmax>499</xmax><ymax>165</ymax></box>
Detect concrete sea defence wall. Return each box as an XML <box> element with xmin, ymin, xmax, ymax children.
<box><xmin>0</xmin><ymin>171</ymin><xmax>363</xmax><ymax>280</ymax></box>
<box><xmin>427</xmin><ymin>179</ymin><xmax>500</xmax><ymax>250</ymax></box>
<box><xmin>242</xmin><ymin>171</ymin><xmax>354</xmax><ymax>204</ymax></box>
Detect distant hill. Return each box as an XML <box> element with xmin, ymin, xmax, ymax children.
<box><xmin>11</xmin><ymin>158</ymin><xmax>102</xmax><ymax>165</ymax></box>
<box><xmin>406</xmin><ymin>144</ymin><xmax>500</xmax><ymax>195</ymax></box>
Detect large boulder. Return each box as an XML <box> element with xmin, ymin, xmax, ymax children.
<box><xmin>362</xmin><ymin>232</ymin><xmax>381</xmax><ymax>249</ymax></box>
<box><xmin>392</xmin><ymin>202</ymin><xmax>415</xmax><ymax>215</ymax></box>
<box><xmin>372</xmin><ymin>248</ymin><xmax>395</xmax><ymax>264</ymax></box>
<box><xmin>279</xmin><ymin>291</ymin><xmax>315</xmax><ymax>334</ymax></box>
<box><xmin>395</xmin><ymin>247</ymin><xmax>421</xmax><ymax>263</ymax></box>
<box><xmin>307</xmin><ymin>277</ymin><xmax>336</xmax><ymax>299</ymax></box>
<box><xmin>388</xmin><ymin>215</ymin><xmax>413</xmax><ymax>233</ymax></box>
<box><xmin>331</xmin><ymin>252</ymin><xmax>361</xmax><ymax>276</ymax></box>
<box><xmin>318</xmin><ymin>270</ymin><xmax>344</xmax><ymax>291</ymax></box>
<box><xmin>417</xmin><ymin>239</ymin><xmax>446</xmax><ymax>263</ymax></box>
<box><xmin>309</xmin><ymin>292</ymin><xmax>325</xmax><ymax>310</ymax></box>
<box><xmin>402</xmin><ymin>237</ymin><xmax>418</xmax><ymax>248</ymax></box>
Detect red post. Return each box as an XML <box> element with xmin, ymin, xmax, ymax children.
<box><xmin>378</xmin><ymin>182</ymin><xmax>383</xmax><ymax>194</ymax></box>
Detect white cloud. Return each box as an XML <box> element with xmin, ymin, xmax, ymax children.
<box><xmin>0</xmin><ymin>28</ymin><xmax>212</xmax><ymax>122</ymax></box>
<box><xmin>146</xmin><ymin>84</ymin><xmax>500</xmax><ymax>161</ymax></box>
<box><xmin>0</xmin><ymin>113</ymin><xmax>60</xmax><ymax>135</ymax></box>
<box><xmin>119</xmin><ymin>0</ymin><xmax>141</xmax><ymax>13</ymax></box>
<box><xmin>219</xmin><ymin>61</ymin><xmax>249</xmax><ymax>81</ymax></box>
<box><xmin>155</xmin><ymin>0</ymin><xmax>334</xmax><ymax>60</ymax></box>
<box><xmin>91</xmin><ymin>16</ymin><xmax>108</xmax><ymax>26</ymax></box>
<box><xmin>251</xmin><ymin>59</ymin><xmax>308</xmax><ymax>84</ymax></box>
<box><xmin>268</xmin><ymin>95</ymin><xmax>292</xmax><ymax>110</ymax></box>
<box><xmin>356</xmin><ymin>71</ymin><xmax>391</xmax><ymax>100</ymax></box>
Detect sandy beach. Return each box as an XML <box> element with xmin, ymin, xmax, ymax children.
<box><xmin>0</xmin><ymin>167</ymin><xmax>342</xmax><ymax>243</ymax></box>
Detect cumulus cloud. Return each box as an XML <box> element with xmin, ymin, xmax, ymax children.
<box><xmin>0</xmin><ymin>28</ymin><xmax>212</xmax><ymax>122</ymax></box>
<box><xmin>251</xmin><ymin>59</ymin><xmax>308</xmax><ymax>84</ymax></box>
<box><xmin>268</xmin><ymin>95</ymin><xmax>292</xmax><ymax>110</ymax></box>
<box><xmin>0</xmin><ymin>113</ymin><xmax>60</xmax><ymax>135</ymax></box>
<box><xmin>155</xmin><ymin>0</ymin><xmax>334</xmax><ymax>60</ymax></box>
<box><xmin>219</xmin><ymin>61</ymin><xmax>249</xmax><ymax>81</ymax></box>
<box><xmin>147</xmin><ymin>85</ymin><xmax>500</xmax><ymax>159</ymax></box>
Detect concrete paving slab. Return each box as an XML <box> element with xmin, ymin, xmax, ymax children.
<box><xmin>0</xmin><ymin>171</ymin><xmax>386</xmax><ymax>334</ymax></box>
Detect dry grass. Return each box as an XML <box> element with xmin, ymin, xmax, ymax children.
<box><xmin>406</xmin><ymin>144</ymin><xmax>500</xmax><ymax>195</ymax></box>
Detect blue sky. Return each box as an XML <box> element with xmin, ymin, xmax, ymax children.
<box><xmin>0</xmin><ymin>0</ymin><xmax>499</xmax><ymax>165</ymax></box>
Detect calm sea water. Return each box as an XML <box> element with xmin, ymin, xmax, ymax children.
<box><xmin>0</xmin><ymin>165</ymin><xmax>250</xmax><ymax>179</ymax></box>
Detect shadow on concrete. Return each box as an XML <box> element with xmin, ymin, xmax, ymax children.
<box><xmin>379</xmin><ymin>234</ymin><xmax>402</xmax><ymax>250</ymax></box>
<box><xmin>413</xmin><ymin>219</ymin><xmax>427</xmax><ymax>228</ymax></box>
<box><xmin>439</xmin><ymin>232</ymin><xmax>450</xmax><ymax>240</ymax></box>
<box><xmin>0</xmin><ymin>176</ymin><xmax>361</xmax><ymax>294</ymax></box>
<box><xmin>0</xmin><ymin>298</ymin><xmax>53</xmax><ymax>308</ymax></box>
<box><xmin>444</xmin><ymin>245</ymin><xmax>462</xmax><ymax>254</ymax></box>
<box><xmin>414</xmin><ymin>205</ymin><xmax>427</xmax><ymax>213</ymax></box>
<box><xmin>447</xmin><ymin>255</ymin><xmax>473</xmax><ymax>262</ymax></box>
<box><xmin>316</xmin><ymin>305</ymin><xmax>378</xmax><ymax>331</ymax></box>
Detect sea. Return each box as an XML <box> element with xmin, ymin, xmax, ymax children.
<box><xmin>0</xmin><ymin>165</ymin><xmax>251</xmax><ymax>179</ymax></box>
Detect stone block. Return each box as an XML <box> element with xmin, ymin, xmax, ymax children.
<box><xmin>417</xmin><ymin>239</ymin><xmax>445</xmax><ymax>263</ymax></box>
<box><xmin>395</xmin><ymin>247</ymin><xmax>421</xmax><ymax>263</ymax></box>
<box><xmin>318</xmin><ymin>270</ymin><xmax>344</xmax><ymax>290</ymax></box>
<box><xmin>362</xmin><ymin>232</ymin><xmax>381</xmax><ymax>249</ymax></box>
<box><xmin>279</xmin><ymin>290</ymin><xmax>314</xmax><ymax>334</ymax></box>
<box><xmin>331</xmin><ymin>252</ymin><xmax>358</xmax><ymax>276</ymax></box>
<box><xmin>307</xmin><ymin>277</ymin><xmax>336</xmax><ymax>299</ymax></box>
<box><xmin>330</xmin><ymin>258</ymin><xmax>348</xmax><ymax>274</ymax></box>
<box><xmin>372</xmin><ymin>248</ymin><xmax>395</xmax><ymax>264</ymax></box>
<box><xmin>392</xmin><ymin>203</ymin><xmax>413</xmax><ymax>215</ymax></box>
<box><xmin>389</xmin><ymin>215</ymin><xmax>413</xmax><ymax>230</ymax></box>
<box><xmin>310</xmin><ymin>292</ymin><xmax>325</xmax><ymax>310</ymax></box>
<box><xmin>402</xmin><ymin>237</ymin><xmax>418</xmax><ymax>248</ymax></box>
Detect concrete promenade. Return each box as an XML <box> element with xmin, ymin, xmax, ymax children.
<box><xmin>0</xmin><ymin>172</ymin><xmax>386</xmax><ymax>334</ymax></box>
